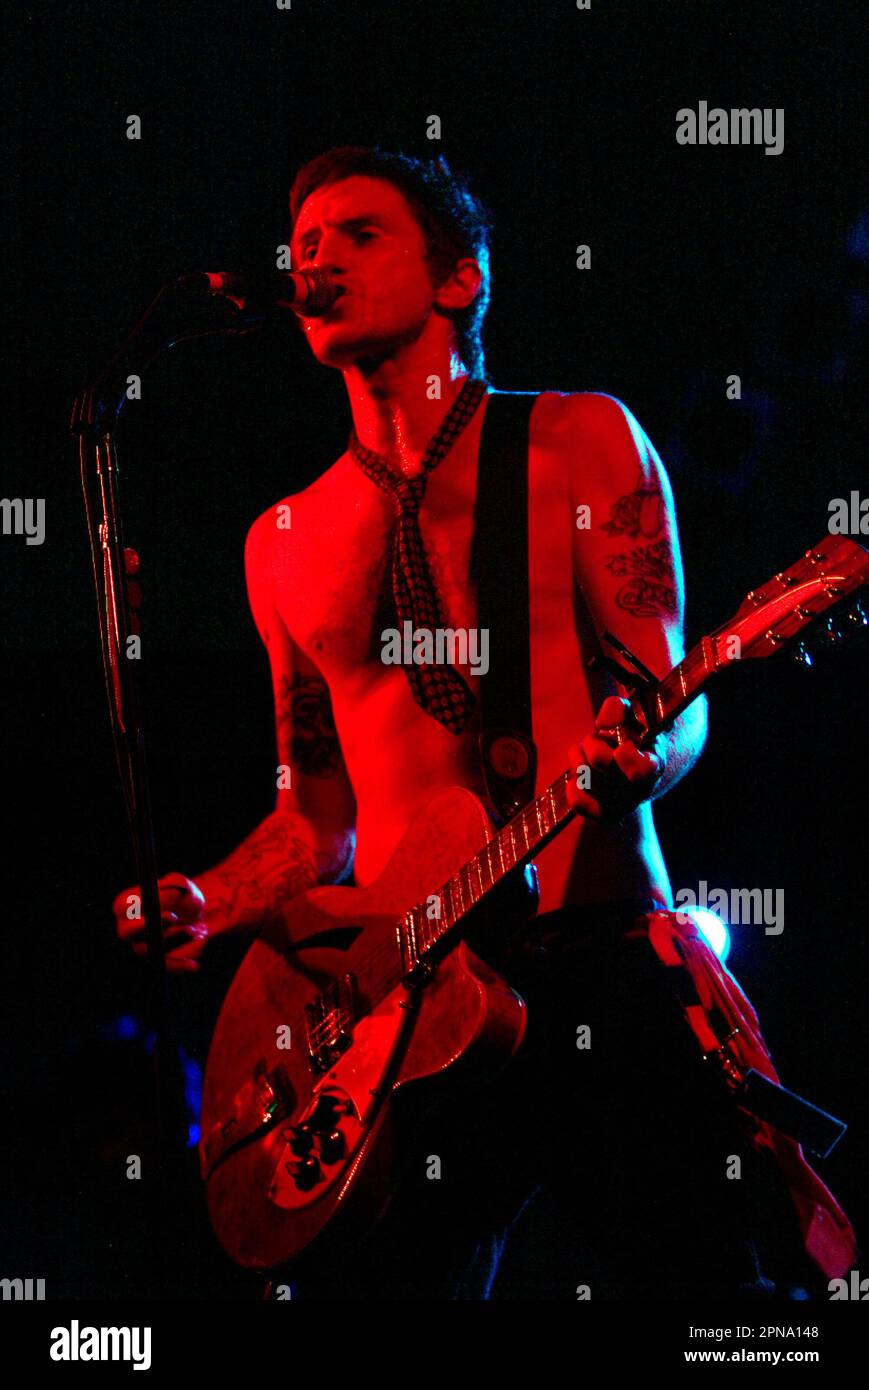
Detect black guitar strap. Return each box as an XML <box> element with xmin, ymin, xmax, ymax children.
<box><xmin>470</xmin><ymin>389</ymin><xmax>539</xmax><ymax>824</ymax></box>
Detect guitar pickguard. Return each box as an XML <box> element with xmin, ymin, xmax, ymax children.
<box><xmin>267</xmin><ymin>983</ymin><xmax>414</xmax><ymax>1211</ymax></box>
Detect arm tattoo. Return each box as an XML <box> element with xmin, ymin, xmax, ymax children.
<box><xmin>277</xmin><ymin>672</ymin><xmax>341</xmax><ymax>778</ymax></box>
<box><xmin>600</xmin><ymin>475</ymin><xmax>675</xmax><ymax>616</ymax></box>
<box><xmin>601</xmin><ymin>475</ymin><xmax>666</xmax><ymax>539</ymax></box>
<box><xmin>605</xmin><ymin>539</ymin><xmax>672</xmax><ymax>580</ymax></box>
<box><xmin>205</xmin><ymin>815</ymin><xmax>322</xmax><ymax>931</ymax></box>
<box><xmin>604</xmin><ymin>541</ymin><xmax>677</xmax><ymax>617</ymax></box>
<box><xmin>612</xmin><ymin>576</ymin><xmax>677</xmax><ymax>618</ymax></box>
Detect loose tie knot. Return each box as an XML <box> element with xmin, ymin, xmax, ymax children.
<box><xmin>347</xmin><ymin>377</ymin><xmax>488</xmax><ymax>733</ymax></box>
<box><xmin>394</xmin><ymin>477</ymin><xmax>425</xmax><ymax>514</ymax></box>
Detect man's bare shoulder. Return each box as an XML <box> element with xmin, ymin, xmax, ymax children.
<box><xmin>532</xmin><ymin>390</ymin><xmax>667</xmax><ymax>496</ymax></box>
<box><xmin>532</xmin><ymin>390</ymin><xmax>641</xmax><ymax>451</ymax></box>
<box><xmin>245</xmin><ymin>452</ymin><xmax>354</xmax><ymax>565</ymax></box>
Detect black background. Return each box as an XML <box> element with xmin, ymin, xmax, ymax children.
<box><xmin>3</xmin><ymin>0</ymin><xmax>867</xmax><ymax>1299</ymax></box>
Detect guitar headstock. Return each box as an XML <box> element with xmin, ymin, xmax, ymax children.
<box><xmin>710</xmin><ymin>536</ymin><xmax>869</xmax><ymax>663</ymax></box>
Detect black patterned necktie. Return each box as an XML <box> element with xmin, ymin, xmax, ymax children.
<box><xmin>348</xmin><ymin>377</ymin><xmax>488</xmax><ymax>734</ymax></box>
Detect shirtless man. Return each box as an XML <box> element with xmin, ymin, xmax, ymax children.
<box><xmin>116</xmin><ymin>148</ymin><xmax>703</xmax><ymax>952</ymax></box>
<box><xmin>115</xmin><ymin>148</ymin><xmax>809</xmax><ymax>1300</ymax></box>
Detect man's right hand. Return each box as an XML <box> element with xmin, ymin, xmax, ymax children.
<box><xmin>113</xmin><ymin>872</ymin><xmax>209</xmax><ymax>972</ymax></box>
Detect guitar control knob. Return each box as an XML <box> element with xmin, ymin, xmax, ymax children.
<box><xmin>294</xmin><ymin>1155</ymin><xmax>321</xmax><ymax>1191</ymax></box>
<box><xmin>310</xmin><ymin>1095</ymin><xmax>343</xmax><ymax>1131</ymax></box>
<box><xmin>289</xmin><ymin>1124</ymin><xmax>313</xmax><ymax>1156</ymax></box>
<box><xmin>318</xmin><ymin>1129</ymin><xmax>345</xmax><ymax>1164</ymax></box>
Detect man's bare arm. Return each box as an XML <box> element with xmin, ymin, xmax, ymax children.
<box><xmin>195</xmin><ymin>508</ymin><xmax>357</xmax><ymax>934</ymax></box>
<box><xmin>194</xmin><ymin>656</ymin><xmax>356</xmax><ymax>935</ymax></box>
<box><xmin>114</xmin><ymin>505</ymin><xmax>356</xmax><ymax>967</ymax></box>
<box><xmin>560</xmin><ymin>392</ymin><xmax>707</xmax><ymax>816</ymax></box>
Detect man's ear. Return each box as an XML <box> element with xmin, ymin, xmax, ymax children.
<box><xmin>433</xmin><ymin>257</ymin><xmax>482</xmax><ymax>312</ymax></box>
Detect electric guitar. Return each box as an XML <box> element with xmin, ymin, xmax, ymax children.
<box><xmin>199</xmin><ymin>535</ymin><xmax>868</xmax><ymax>1270</ymax></box>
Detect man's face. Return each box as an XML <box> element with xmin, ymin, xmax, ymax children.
<box><xmin>290</xmin><ymin>175</ymin><xmax>441</xmax><ymax>368</ymax></box>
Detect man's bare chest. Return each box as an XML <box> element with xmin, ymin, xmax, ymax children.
<box><xmin>271</xmin><ymin>398</ymin><xmax>578</xmax><ymax>690</ymax></box>
<box><xmin>273</xmin><ymin>458</ymin><xmax>482</xmax><ymax>678</ymax></box>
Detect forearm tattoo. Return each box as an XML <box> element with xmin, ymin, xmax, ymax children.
<box><xmin>206</xmin><ymin>815</ymin><xmax>322</xmax><ymax>931</ymax></box>
<box><xmin>277</xmin><ymin>672</ymin><xmax>341</xmax><ymax>778</ymax></box>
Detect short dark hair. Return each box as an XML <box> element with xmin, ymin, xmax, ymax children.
<box><xmin>289</xmin><ymin>146</ymin><xmax>492</xmax><ymax>379</ymax></box>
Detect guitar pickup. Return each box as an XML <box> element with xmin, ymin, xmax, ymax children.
<box><xmin>304</xmin><ymin>974</ymin><xmax>356</xmax><ymax>1075</ymax></box>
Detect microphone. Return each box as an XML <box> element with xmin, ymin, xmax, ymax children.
<box><xmin>174</xmin><ymin>267</ymin><xmax>343</xmax><ymax>317</ymax></box>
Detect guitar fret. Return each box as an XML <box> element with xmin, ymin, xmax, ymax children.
<box><xmin>447</xmin><ymin>884</ymin><xmax>461</xmax><ymax>928</ymax></box>
<box><xmin>441</xmin><ymin>891</ymin><xmax>450</xmax><ymax>936</ymax></box>
<box><xmin>463</xmin><ymin>864</ymin><xmax>476</xmax><ymax>907</ymax></box>
<box><xmin>435</xmin><ymin>893</ymin><xmax>445</xmax><ymax>938</ymax></box>
<box><xmin>407</xmin><ymin>910</ymin><xmax>418</xmax><ymax>968</ymax></box>
<box><xmin>472</xmin><ymin>858</ymin><xmax>484</xmax><ymax>899</ymax></box>
<box><xmin>485</xmin><ymin>840</ymin><xmax>497</xmax><ymax>888</ymax></box>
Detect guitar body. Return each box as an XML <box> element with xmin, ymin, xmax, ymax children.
<box><xmin>199</xmin><ymin>786</ymin><xmax>530</xmax><ymax>1270</ymax></box>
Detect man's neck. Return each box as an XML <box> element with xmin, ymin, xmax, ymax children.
<box><xmin>343</xmin><ymin>346</ymin><xmax>473</xmax><ymax>478</ymax></box>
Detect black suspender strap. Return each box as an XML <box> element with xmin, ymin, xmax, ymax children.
<box><xmin>470</xmin><ymin>389</ymin><xmax>539</xmax><ymax>823</ymax></box>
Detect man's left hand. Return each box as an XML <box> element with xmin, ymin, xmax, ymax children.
<box><xmin>567</xmin><ymin>695</ymin><xmax>664</xmax><ymax>821</ymax></box>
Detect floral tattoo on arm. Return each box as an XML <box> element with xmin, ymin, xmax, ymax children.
<box><xmin>600</xmin><ymin>476</ymin><xmax>677</xmax><ymax>617</ymax></box>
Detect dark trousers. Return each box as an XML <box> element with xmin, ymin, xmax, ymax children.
<box><xmin>290</xmin><ymin>904</ymin><xmax>821</xmax><ymax>1300</ymax></box>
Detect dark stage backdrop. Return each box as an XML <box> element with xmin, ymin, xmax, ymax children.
<box><xmin>3</xmin><ymin>0</ymin><xmax>867</xmax><ymax>1298</ymax></box>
